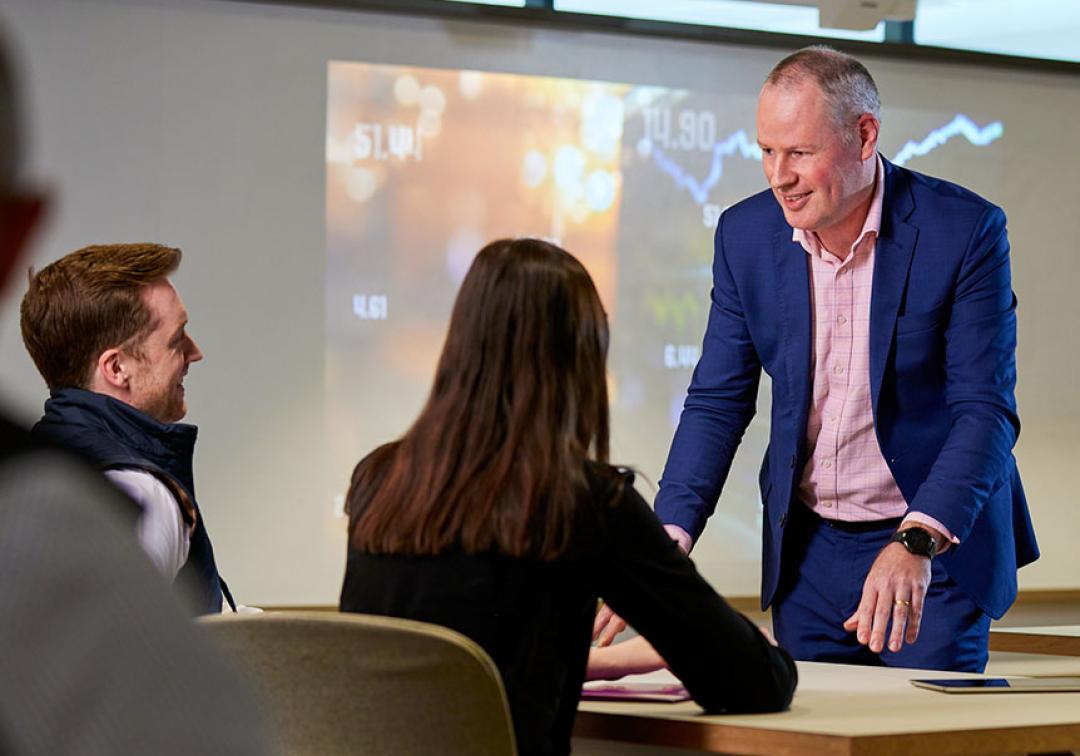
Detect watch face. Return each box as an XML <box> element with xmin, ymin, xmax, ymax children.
<box><xmin>898</xmin><ymin>528</ymin><xmax>934</xmax><ymax>556</ymax></box>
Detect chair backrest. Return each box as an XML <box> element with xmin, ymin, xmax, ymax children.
<box><xmin>199</xmin><ymin>611</ymin><xmax>517</xmax><ymax>756</ymax></box>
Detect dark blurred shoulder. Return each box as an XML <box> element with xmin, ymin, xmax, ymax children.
<box><xmin>0</xmin><ymin>407</ymin><xmax>140</xmax><ymax>525</ymax></box>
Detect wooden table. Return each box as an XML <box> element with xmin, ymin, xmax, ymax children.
<box><xmin>573</xmin><ymin>661</ymin><xmax>1080</xmax><ymax>755</ymax></box>
<box><xmin>987</xmin><ymin>650</ymin><xmax>1080</xmax><ymax>677</ymax></box>
<box><xmin>990</xmin><ymin>626</ymin><xmax>1080</xmax><ymax>656</ymax></box>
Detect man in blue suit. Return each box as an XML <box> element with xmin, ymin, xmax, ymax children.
<box><xmin>650</xmin><ymin>46</ymin><xmax>1037</xmax><ymax>672</ymax></box>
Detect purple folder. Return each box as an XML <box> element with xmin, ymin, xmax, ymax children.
<box><xmin>580</xmin><ymin>682</ymin><xmax>691</xmax><ymax>703</ymax></box>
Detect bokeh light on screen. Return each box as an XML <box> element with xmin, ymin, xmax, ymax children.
<box><xmin>345</xmin><ymin>167</ymin><xmax>377</xmax><ymax>203</ymax></box>
<box><xmin>581</xmin><ymin>88</ymin><xmax>624</xmax><ymax>157</ymax></box>
<box><xmin>419</xmin><ymin>84</ymin><xmax>447</xmax><ymax>115</ymax></box>
<box><xmin>585</xmin><ymin>170</ymin><xmax>617</xmax><ymax>212</ymax></box>
<box><xmin>521</xmin><ymin>149</ymin><xmax>548</xmax><ymax>188</ymax></box>
<box><xmin>394</xmin><ymin>74</ymin><xmax>420</xmax><ymax>106</ymax></box>
<box><xmin>553</xmin><ymin>144</ymin><xmax>586</xmax><ymax>191</ymax></box>
<box><xmin>459</xmin><ymin>70</ymin><xmax>484</xmax><ymax>100</ymax></box>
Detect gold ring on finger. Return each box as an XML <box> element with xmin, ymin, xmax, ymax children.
<box><xmin>894</xmin><ymin>598</ymin><xmax>911</xmax><ymax>607</ymax></box>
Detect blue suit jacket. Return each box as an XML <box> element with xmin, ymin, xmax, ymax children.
<box><xmin>656</xmin><ymin>158</ymin><xmax>1039</xmax><ymax>619</ymax></box>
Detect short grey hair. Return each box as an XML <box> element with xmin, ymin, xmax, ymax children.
<box><xmin>766</xmin><ymin>45</ymin><xmax>881</xmax><ymax>133</ymax></box>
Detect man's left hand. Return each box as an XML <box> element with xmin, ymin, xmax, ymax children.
<box><xmin>843</xmin><ymin>539</ymin><xmax>934</xmax><ymax>654</ymax></box>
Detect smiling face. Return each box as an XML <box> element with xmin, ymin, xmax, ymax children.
<box><xmin>756</xmin><ymin>79</ymin><xmax>879</xmax><ymax>252</ymax></box>
<box><xmin>124</xmin><ymin>280</ymin><xmax>203</xmax><ymax>423</ymax></box>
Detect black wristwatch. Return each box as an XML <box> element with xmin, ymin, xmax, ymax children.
<box><xmin>890</xmin><ymin>527</ymin><xmax>937</xmax><ymax>560</ymax></box>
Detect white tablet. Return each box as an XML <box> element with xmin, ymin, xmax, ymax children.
<box><xmin>911</xmin><ymin>677</ymin><xmax>1080</xmax><ymax>693</ymax></box>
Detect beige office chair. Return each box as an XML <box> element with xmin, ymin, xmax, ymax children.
<box><xmin>199</xmin><ymin>611</ymin><xmax>517</xmax><ymax>756</ymax></box>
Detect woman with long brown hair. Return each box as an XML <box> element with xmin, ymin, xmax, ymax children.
<box><xmin>340</xmin><ymin>238</ymin><xmax>796</xmax><ymax>756</ymax></box>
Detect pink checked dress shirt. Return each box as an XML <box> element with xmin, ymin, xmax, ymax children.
<box><xmin>795</xmin><ymin>156</ymin><xmax>954</xmax><ymax>545</ymax></box>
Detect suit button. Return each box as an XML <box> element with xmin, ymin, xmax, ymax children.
<box><xmin>779</xmin><ymin>512</ymin><xmax>788</xmax><ymax>527</ymax></box>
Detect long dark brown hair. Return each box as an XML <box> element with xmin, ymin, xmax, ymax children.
<box><xmin>347</xmin><ymin>238</ymin><xmax>616</xmax><ymax>560</ymax></box>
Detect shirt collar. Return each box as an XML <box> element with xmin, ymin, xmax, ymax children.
<box><xmin>793</xmin><ymin>153</ymin><xmax>884</xmax><ymax>261</ymax></box>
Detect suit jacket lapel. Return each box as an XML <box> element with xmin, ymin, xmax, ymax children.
<box><xmin>774</xmin><ymin>228</ymin><xmax>812</xmax><ymax>439</ymax></box>
<box><xmin>870</xmin><ymin>160</ymin><xmax>918</xmax><ymax>411</ymax></box>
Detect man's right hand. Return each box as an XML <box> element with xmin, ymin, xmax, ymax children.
<box><xmin>592</xmin><ymin>603</ymin><xmax>627</xmax><ymax>647</ymax></box>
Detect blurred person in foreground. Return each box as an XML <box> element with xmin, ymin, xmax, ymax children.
<box><xmin>0</xmin><ymin>19</ymin><xmax>267</xmax><ymax>755</ymax></box>
<box><xmin>339</xmin><ymin>238</ymin><xmax>797</xmax><ymax>756</ymax></box>
<box><xmin>21</xmin><ymin>242</ymin><xmax>238</xmax><ymax>614</ymax></box>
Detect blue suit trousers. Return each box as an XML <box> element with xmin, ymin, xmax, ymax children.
<box><xmin>771</xmin><ymin>503</ymin><xmax>990</xmax><ymax>672</ymax></box>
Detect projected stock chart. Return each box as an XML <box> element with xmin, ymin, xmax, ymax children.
<box><xmin>325</xmin><ymin>62</ymin><xmax>1004</xmax><ymax>570</ymax></box>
